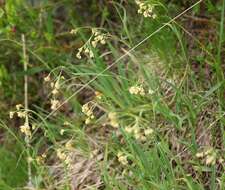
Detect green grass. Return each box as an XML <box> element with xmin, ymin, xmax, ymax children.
<box><xmin>0</xmin><ymin>0</ymin><xmax>224</xmax><ymax>189</ymax></box>
<box><xmin>0</xmin><ymin>135</ymin><xmax>27</xmax><ymax>188</ymax></box>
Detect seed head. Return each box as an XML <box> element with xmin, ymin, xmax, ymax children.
<box><xmin>16</xmin><ymin>104</ymin><xmax>23</xmax><ymax>110</ymax></box>
<box><xmin>9</xmin><ymin>111</ymin><xmax>14</xmax><ymax>119</ymax></box>
<box><xmin>20</xmin><ymin>123</ymin><xmax>31</xmax><ymax>137</ymax></box>
<box><xmin>144</xmin><ymin>128</ymin><xmax>154</xmax><ymax>136</ymax></box>
<box><xmin>108</xmin><ymin>112</ymin><xmax>119</xmax><ymax>128</ymax></box>
<box><xmin>44</xmin><ymin>75</ymin><xmax>50</xmax><ymax>82</ymax></box>
<box><xmin>65</xmin><ymin>140</ymin><xmax>73</xmax><ymax>150</ymax></box>
<box><xmin>129</xmin><ymin>85</ymin><xmax>145</xmax><ymax>96</ymax></box>
<box><xmin>56</xmin><ymin>149</ymin><xmax>66</xmax><ymax>160</ymax></box>
<box><xmin>51</xmin><ymin>99</ymin><xmax>60</xmax><ymax>110</ymax></box>
<box><xmin>117</xmin><ymin>151</ymin><xmax>128</xmax><ymax>165</ymax></box>
<box><xmin>70</xmin><ymin>29</ymin><xmax>77</xmax><ymax>34</ymax></box>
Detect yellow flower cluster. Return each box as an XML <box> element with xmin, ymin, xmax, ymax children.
<box><xmin>125</xmin><ymin>125</ymin><xmax>153</xmax><ymax>141</ymax></box>
<box><xmin>108</xmin><ymin>112</ymin><xmax>119</xmax><ymax>128</ymax></box>
<box><xmin>9</xmin><ymin>111</ymin><xmax>14</xmax><ymax>119</ymax></box>
<box><xmin>56</xmin><ymin>140</ymin><xmax>74</xmax><ymax>166</ymax></box>
<box><xmin>50</xmin><ymin>78</ymin><xmax>62</xmax><ymax>111</ymax></box>
<box><xmin>20</xmin><ymin>122</ymin><xmax>31</xmax><ymax>137</ymax></box>
<box><xmin>60</xmin><ymin>129</ymin><xmax>65</xmax><ymax>135</ymax></box>
<box><xmin>76</xmin><ymin>46</ymin><xmax>94</xmax><ymax>59</ymax></box>
<box><xmin>44</xmin><ymin>74</ymin><xmax>64</xmax><ymax>111</ymax></box>
<box><xmin>44</xmin><ymin>74</ymin><xmax>50</xmax><ymax>82</ymax></box>
<box><xmin>16</xmin><ymin>104</ymin><xmax>23</xmax><ymax>110</ymax></box>
<box><xmin>57</xmin><ymin>149</ymin><xmax>72</xmax><ymax>166</ymax></box>
<box><xmin>50</xmin><ymin>99</ymin><xmax>60</xmax><ymax>111</ymax></box>
<box><xmin>95</xmin><ymin>91</ymin><xmax>103</xmax><ymax>100</ymax></box>
<box><xmin>117</xmin><ymin>151</ymin><xmax>128</xmax><ymax>165</ymax></box>
<box><xmin>196</xmin><ymin>147</ymin><xmax>217</xmax><ymax>165</ymax></box>
<box><xmin>51</xmin><ymin>77</ymin><xmax>61</xmax><ymax>94</ymax></box>
<box><xmin>36</xmin><ymin>153</ymin><xmax>47</xmax><ymax>164</ymax></box>
<box><xmin>129</xmin><ymin>85</ymin><xmax>145</xmax><ymax>96</ymax></box>
<box><xmin>90</xmin><ymin>149</ymin><xmax>99</xmax><ymax>159</ymax></box>
<box><xmin>148</xmin><ymin>88</ymin><xmax>155</xmax><ymax>95</ymax></box>
<box><xmin>9</xmin><ymin>104</ymin><xmax>26</xmax><ymax>119</ymax></box>
<box><xmin>9</xmin><ymin>104</ymin><xmax>33</xmax><ymax>138</ymax></box>
<box><xmin>91</xmin><ymin>28</ymin><xmax>106</xmax><ymax>47</ymax></box>
<box><xmin>65</xmin><ymin>140</ymin><xmax>74</xmax><ymax>150</ymax></box>
<box><xmin>17</xmin><ymin>111</ymin><xmax>26</xmax><ymax>118</ymax></box>
<box><xmin>76</xmin><ymin>28</ymin><xmax>107</xmax><ymax>59</ymax></box>
<box><xmin>64</xmin><ymin>121</ymin><xmax>70</xmax><ymax>126</ymax></box>
<box><xmin>70</xmin><ymin>29</ymin><xmax>78</xmax><ymax>35</ymax></box>
<box><xmin>144</xmin><ymin>128</ymin><xmax>154</xmax><ymax>136</ymax></box>
<box><xmin>57</xmin><ymin>149</ymin><xmax>67</xmax><ymax>160</ymax></box>
<box><xmin>82</xmin><ymin>103</ymin><xmax>95</xmax><ymax>124</ymax></box>
<box><xmin>135</xmin><ymin>0</ymin><xmax>157</xmax><ymax>19</ymax></box>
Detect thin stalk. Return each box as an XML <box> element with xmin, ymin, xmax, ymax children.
<box><xmin>22</xmin><ymin>34</ymin><xmax>32</xmax><ymax>188</ymax></box>
<box><xmin>216</xmin><ymin>0</ymin><xmax>225</xmax><ymax>108</ymax></box>
<box><xmin>217</xmin><ymin>0</ymin><xmax>225</xmax><ymax>147</ymax></box>
<box><xmin>214</xmin><ymin>0</ymin><xmax>225</xmax><ymax>188</ymax></box>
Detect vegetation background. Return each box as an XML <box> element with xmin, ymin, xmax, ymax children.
<box><xmin>0</xmin><ymin>0</ymin><xmax>224</xmax><ymax>189</ymax></box>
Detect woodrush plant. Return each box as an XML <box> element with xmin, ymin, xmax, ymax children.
<box><xmin>0</xmin><ymin>0</ymin><xmax>224</xmax><ymax>189</ymax></box>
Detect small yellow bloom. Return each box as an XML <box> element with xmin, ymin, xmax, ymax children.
<box><xmin>31</xmin><ymin>123</ymin><xmax>36</xmax><ymax>130</ymax></box>
<box><xmin>95</xmin><ymin>91</ymin><xmax>102</xmax><ymax>99</ymax></box>
<box><xmin>44</xmin><ymin>75</ymin><xmax>50</xmax><ymax>82</ymax></box>
<box><xmin>205</xmin><ymin>147</ymin><xmax>214</xmax><ymax>155</ymax></box>
<box><xmin>60</xmin><ymin>129</ymin><xmax>65</xmax><ymax>135</ymax></box>
<box><xmin>140</xmin><ymin>135</ymin><xmax>147</xmax><ymax>142</ymax></box>
<box><xmin>129</xmin><ymin>85</ymin><xmax>145</xmax><ymax>96</ymax></box>
<box><xmin>100</xmin><ymin>39</ymin><xmax>106</xmax><ymax>45</ymax></box>
<box><xmin>65</xmin><ymin>155</ymin><xmax>72</xmax><ymax>165</ymax></box>
<box><xmin>91</xmin><ymin>29</ymin><xmax>107</xmax><ymax>47</ymax></box>
<box><xmin>17</xmin><ymin>111</ymin><xmax>26</xmax><ymax>118</ymax></box>
<box><xmin>70</xmin><ymin>29</ymin><xmax>77</xmax><ymax>34</ymax></box>
<box><xmin>196</xmin><ymin>152</ymin><xmax>204</xmax><ymax>158</ymax></box>
<box><xmin>118</xmin><ymin>156</ymin><xmax>128</xmax><ymax>165</ymax></box>
<box><xmin>82</xmin><ymin>103</ymin><xmax>94</xmax><ymax>118</ymax></box>
<box><xmin>148</xmin><ymin>89</ymin><xmax>154</xmax><ymax>95</ymax></box>
<box><xmin>64</xmin><ymin>121</ymin><xmax>70</xmax><ymax>126</ymax></box>
<box><xmin>16</xmin><ymin>104</ymin><xmax>23</xmax><ymax>110</ymax></box>
<box><xmin>134</xmin><ymin>132</ymin><xmax>141</xmax><ymax>140</ymax></box>
<box><xmin>136</xmin><ymin>0</ymin><xmax>157</xmax><ymax>19</ymax></box>
<box><xmin>91</xmin><ymin>41</ymin><xmax>97</xmax><ymax>47</ymax></box>
<box><xmin>88</xmin><ymin>49</ymin><xmax>94</xmax><ymax>58</ymax></box>
<box><xmin>56</xmin><ymin>149</ymin><xmax>66</xmax><ymax>160</ymax></box>
<box><xmin>65</xmin><ymin>140</ymin><xmax>73</xmax><ymax>150</ymax></box>
<box><xmin>20</xmin><ymin>123</ymin><xmax>31</xmax><ymax>137</ymax></box>
<box><xmin>52</xmin><ymin>88</ymin><xmax>59</xmax><ymax>95</ymax></box>
<box><xmin>85</xmin><ymin>117</ymin><xmax>91</xmax><ymax>124</ymax></box>
<box><xmin>27</xmin><ymin>156</ymin><xmax>33</xmax><ymax>163</ymax></box>
<box><xmin>36</xmin><ymin>156</ymin><xmax>44</xmax><ymax>164</ymax></box>
<box><xmin>133</xmin><ymin>126</ymin><xmax>140</xmax><ymax>134</ymax></box>
<box><xmin>51</xmin><ymin>99</ymin><xmax>60</xmax><ymax>110</ymax></box>
<box><xmin>55</xmin><ymin>80</ymin><xmax>60</xmax><ymax>90</ymax></box>
<box><xmin>76</xmin><ymin>50</ymin><xmax>82</xmax><ymax>59</ymax></box>
<box><xmin>82</xmin><ymin>103</ymin><xmax>95</xmax><ymax>124</ymax></box>
<box><xmin>125</xmin><ymin>126</ymin><xmax>133</xmax><ymax>133</ymax></box>
<box><xmin>144</xmin><ymin>128</ymin><xmax>154</xmax><ymax>136</ymax></box>
<box><xmin>108</xmin><ymin>112</ymin><xmax>119</xmax><ymax>128</ymax></box>
<box><xmin>9</xmin><ymin>111</ymin><xmax>14</xmax><ymax>119</ymax></box>
<box><xmin>90</xmin><ymin>149</ymin><xmax>99</xmax><ymax>158</ymax></box>
<box><xmin>218</xmin><ymin>157</ymin><xmax>224</xmax><ymax>164</ymax></box>
<box><xmin>50</xmin><ymin>82</ymin><xmax>54</xmax><ymax>88</ymax></box>
<box><xmin>117</xmin><ymin>151</ymin><xmax>128</xmax><ymax>165</ymax></box>
<box><xmin>206</xmin><ymin>154</ymin><xmax>216</xmax><ymax>165</ymax></box>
